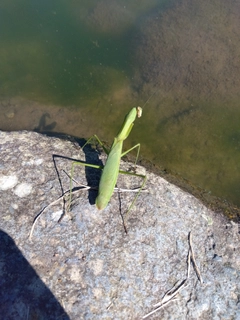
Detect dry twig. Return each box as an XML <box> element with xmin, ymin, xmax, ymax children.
<box><xmin>143</xmin><ymin>232</ymin><xmax>202</xmax><ymax>319</ymax></box>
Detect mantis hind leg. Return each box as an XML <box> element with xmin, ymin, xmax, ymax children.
<box><xmin>118</xmin><ymin>169</ymin><xmax>147</xmax><ymax>232</ymax></box>
<box><xmin>118</xmin><ymin>142</ymin><xmax>145</xmax><ymax>230</ymax></box>
<box><xmin>68</xmin><ymin>135</ymin><xmax>110</xmax><ymax>210</ymax></box>
<box><xmin>68</xmin><ymin>160</ymin><xmax>103</xmax><ymax>211</ymax></box>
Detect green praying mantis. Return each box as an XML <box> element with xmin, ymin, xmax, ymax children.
<box><xmin>69</xmin><ymin>106</ymin><xmax>146</xmax><ymax>218</ymax></box>
<box><xmin>29</xmin><ymin>106</ymin><xmax>147</xmax><ymax>239</ymax></box>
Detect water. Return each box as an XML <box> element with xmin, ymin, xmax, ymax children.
<box><xmin>1</xmin><ymin>0</ymin><xmax>240</xmax><ymax>215</ymax></box>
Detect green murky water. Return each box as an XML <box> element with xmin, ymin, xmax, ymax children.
<box><xmin>1</xmin><ymin>0</ymin><xmax>240</xmax><ymax>215</ymax></box>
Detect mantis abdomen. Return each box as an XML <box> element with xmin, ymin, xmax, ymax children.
<box><xmin>95</xmin><ymin>139</ymin><xmax>123</xmax><ymax>210</ymax></box>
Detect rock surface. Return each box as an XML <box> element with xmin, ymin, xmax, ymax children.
<box><xmin>0</xmin><ymin>130</ymin><xmax>239</xmax><ymax>320</ymax></box>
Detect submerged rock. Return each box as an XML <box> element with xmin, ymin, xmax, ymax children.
<box><xmin>134</xmin><ymin>0</ymin><xmax>240</xmax><ymax>101</ymax></box>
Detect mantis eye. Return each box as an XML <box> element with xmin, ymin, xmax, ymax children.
<box><xmin>137</xmin><ymin>106</ymin><xmax>142</xmax><ymax>118</ymax></box>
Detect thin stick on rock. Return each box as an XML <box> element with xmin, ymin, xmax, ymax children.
<box><xmin>188</xmin><ymin>232</ymin><xmax>203</xmax><ymax>284</ymax></box>
<box><xmin>142</xmin><ymin>231</ymin><xmax>203</xmax><ymax>319</ymax></box>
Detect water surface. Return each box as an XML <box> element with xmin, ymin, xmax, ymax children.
<box><xmin>1</xmin><ymin>0</ymin><xmax>240</xmax><ymax>216</ymax></box>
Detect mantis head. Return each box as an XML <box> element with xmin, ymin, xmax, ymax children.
<box><xmin>137</xmin><ymin>106</ymin><xmax>142</xmax><ymax>118</ymax></box>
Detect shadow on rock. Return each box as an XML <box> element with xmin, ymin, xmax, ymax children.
<box><xmin>0</xmin><ymin>229</ymin><xmax>70</xmax><ymax>320</ymax></box>
<box><xmin>53</xmin><ymin>137</ymin><xmax>103</xmax><ymax>206</ymax></box>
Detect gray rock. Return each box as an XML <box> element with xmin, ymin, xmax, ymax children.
<box><xmin>0</xmin><ymin>130</ymin><xmax>239</xmax><ymax>320</ymax></box>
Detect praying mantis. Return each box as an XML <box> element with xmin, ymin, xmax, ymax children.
<box><xmin>69</xmin><ymin>106</ymin><xmax>146</xmax><ymax>216</ymax></box>
<box><xmin>29</xmin><ymin>106</ymin><xmax>147</xmax><ymax>239</ymax></box>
